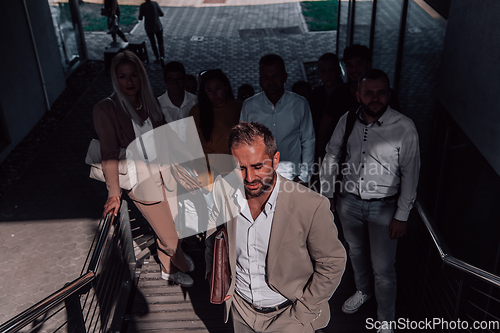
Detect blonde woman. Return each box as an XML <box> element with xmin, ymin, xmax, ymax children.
<box><xmin>93</xmin><ymin>51</ymin><xmax>195</xmax><ymax>287</ymax></box>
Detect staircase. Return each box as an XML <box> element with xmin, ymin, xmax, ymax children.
<box><xmin>127</xmin><ymin>248</ymin><xmax>233</xmax><ymax>332</ymax></box>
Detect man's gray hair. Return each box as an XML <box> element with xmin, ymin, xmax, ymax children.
<box><xmin>228</xmin><ymin>122</ymin><xmax>278</xmax><ymax>158</ymax></box>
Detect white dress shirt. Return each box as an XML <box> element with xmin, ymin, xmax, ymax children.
<box><xmin>240</xmin><ymin>91</ymin><xmax>315</xmax><ymax>182</ymax></box>
<box><xmin>157</xmin><ymin>91</ymin><xmax>197</xmax><ymax>142</ymax></box>
<box><xmin>234</xmin><ymin>176</ymin><xmax>288</xmax><ymax>307</ymax></box>
<box><xmin>320</xmin><ymin>106</ymin><xmax>420</xmax><ymax>221</ymax></box>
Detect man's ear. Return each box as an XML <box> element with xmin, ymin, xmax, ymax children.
<box><xmin>356</xmin><ymin>91</ymin><xmax>361</xmax><ymax>103</ymax></box>
<box><xmin>273</xmin><ymin>151</ymin><xmax>280</xmax><ymax>170</ymax></box>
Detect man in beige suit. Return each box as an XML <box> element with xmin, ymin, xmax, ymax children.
<box><xmin>206</xmin><ymin>122</ymin><xmax>346</xmax><ymax>332</ymax></box>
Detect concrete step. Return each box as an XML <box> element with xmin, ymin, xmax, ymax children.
<box><xmin>128</xmin><ymin>251</ymin><xmax>229</xmax><ymax>332</ymax></box>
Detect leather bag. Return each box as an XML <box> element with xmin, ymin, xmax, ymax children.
<box><xmin>210</xmin><ymin>183</ymin><xmax>233</xmax><ymax>304</ymax></box>
<box><xmin>108</xmin><ymin>14</ymin><xmax>119</xmax><ymax>34</ymax></box>
<box><xmin>210</xmin><ymin>227</ymin><xmax>230</xmax><ymax>304</ymax></box>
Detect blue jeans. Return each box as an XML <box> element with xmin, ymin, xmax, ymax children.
<box><xmin>337</xmin><ymin>192</ymin><xmax>398</xmax><ymax>321</ymax></box>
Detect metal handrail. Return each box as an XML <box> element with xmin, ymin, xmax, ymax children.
<box><xmin>0</xmin><ymin>272</ymin><xmax>95</xmax><ymax>333</ymax></box>
<box><xmin>88</xmin><ymin>212</ymin><xmax>115</xmax><ymax>272</ymax></box>
<box><xmin>0</xmin><ymin>213</ymin><xmax>115</xmax><ymax>333</ymax></box>
<box><xmin>415</xmin><ymin>200</ymin><xmax>500</xmax><ymax>288</ymax></box>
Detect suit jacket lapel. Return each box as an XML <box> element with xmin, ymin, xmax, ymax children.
<box><xmin>221</xmin><ymin>178</ymin><xmax>239</xmax><ymax>295</ymax></box>
<box><xmin>267</xmin><ymin>175</ymin><xmax>292</xmax><ymax>279</ymax></box>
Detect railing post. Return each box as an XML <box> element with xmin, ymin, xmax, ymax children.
<box><xmin>108</xmin><ymin>279</ymin><xmax>133</xmax><ymax>332</ymax></box>
<box><xmin>65</xmin><ymin>293</ymin><xmax>86</xmax><ymax>333</ymax></box>
<box><xmin>453</xmin><ymin>271</ymin><xmax>472</xmax><ymax>332</ymax></box>
<box><xmin>120</xmin><ymin>201</ymin><xmax>136</xmax><ymax>265</ymax></box>
<box><xmin>335</xmin><ymin>0</ymin><xmax>341</xmax><ymax>55</ymax></box>
<box><xmin>108</xmin><ymin>200</ymin><xmax>137</xmax><ymax>333</ymax></box>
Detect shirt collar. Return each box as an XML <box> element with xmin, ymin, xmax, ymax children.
<box><xmin>235</xmin><ymin>173</ymin><xmax>280</xmax><ymax>219</ymax></box>
<box><xmin>262</xmin><ymin>175</ymin><xmax>280</xmax><ymax>217</ymax></box>
<box><xmin>161</xmin><ymin>91</ymin><xmax>191</xmax><ymax>108</ymax></box>
<box><xmin>263</xmin><ymin>90</ymin><xmax>288</xmax><ymax>107</ymax></box>
<box><xmin>358</xmin><ymin>105</ymin><xmax>394</xmax><ymax>126</ymax></box>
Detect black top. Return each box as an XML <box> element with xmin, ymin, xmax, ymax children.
<box><xmin>308</xmin><ymin>85</ymin><xmax>329</xmax><ymax>135</ymax></box>
<box><xmin>139</xmin><ymin>1</ymin><xmax>164</xmax><ymax>33</ymax></box>
<box><xmin>104</xmin><ymin>0</ymin><xmax>120</xmax><ymax>17</ymax></box>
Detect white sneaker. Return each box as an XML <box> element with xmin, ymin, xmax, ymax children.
<box><xmin>377</xmin><ymin>329</ymin><xmax>394</xmax><ymax>333</ymax></box>
<box><xmin>184</xmin><ymin>252</ymin><xmax>195</xmax><ymax>272</ymax></box>
<box><xmin>162</xmin><ymin>271</ymin><xmax>194</xmax><ymax>287</ymax></box>
<box><xmin>342</xmin><ymin>290</ymin><xmax>371</xmax><ymax>314</ymax></box>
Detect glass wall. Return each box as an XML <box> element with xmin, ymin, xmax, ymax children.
<box><xmin>371</xmin><ymin>0</ymin><xmax>403</xmax><ymax>87</ymax></box>
<box><xmin>337</xmin><ymin>0</ymin><xmax>447</xmax><ymax>155</ymax></box>
<box><xmin>426</xmin><ymin>107</ymin><xmax>500</xmax><ymax>274</ymax></box>
<box><xmin>398</xmin><ymin>0</ymin><xmax>446</xmax><ymax>152</ymax></box>
<box><xmin>335</xmin><ymin>0</ymin><xmax>500</xmax><ymax>276</ymax></box>
<box><xmin>335</xmin><ymin>0</ymin><xmax>500</xmax><ymax>315</ymax></box>
<box><xmin>352</xmin><ymin>0</ymin><xmax>372</xmax><ymax>47</ymax></box>
<box><xmin>336</xmin><ymin>0</ymin><xmax>350</xmax><ymax>58</ymax></box>
<box><xmin>48</xmin><ymin>0</ymin><xmax>86</xmax><ymax>74</ymax></box>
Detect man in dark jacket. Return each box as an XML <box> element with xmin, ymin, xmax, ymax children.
<box><xmin>139</xmin><ymin>0</ymin><xmax>165</xmax><ymax>65</ymax></box>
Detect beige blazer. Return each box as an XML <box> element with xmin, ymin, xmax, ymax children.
<box><xmin>206</xmin><ymin>173</ymin><xmax>346</xmax><ymax>330</ymax></box>
<box><xmin>93</xmin><ymin>94</ymin><xmax>164</xmax><ymax>197</ymax></box>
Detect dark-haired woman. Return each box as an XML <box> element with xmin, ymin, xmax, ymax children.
<box><xmin>189</xmin><ymin>69</ymin><xmax>242</xmax><ymax>187</ymax></box>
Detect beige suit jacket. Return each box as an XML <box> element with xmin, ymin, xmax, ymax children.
<box><xmin>206</xmin><ymin>173</ymin><xmax>346</xmax><ymax>330</ymax></box>
<box><xmin>93</xmin><ymin>94</ymin><xmax>164</xmax><ymax>198</ymax></box>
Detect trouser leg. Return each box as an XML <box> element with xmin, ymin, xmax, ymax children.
<box><xmin>155</xmin><ymin>30</ymin><xmax>165</xmax><ymax>58</ymax></box>
<box><xmin>231</xmin><ymin>295</ymin><xmax>257</xmax><ymax>333</ymax></box>
<box><xmin>337</xmin><ymin>193</ymin><xmax>372</xmax><ymax>295</ymax></box>
<box><xmin>366</xmin><ymin>199</ymin><xmax>398</xmax><ymax>322</ymax></box>
<box><xmin>107</xmin><ymin>17</ymin><xmax>117</xmax><ymax>42</ymax></box>
<box><xmin>147</xmin><ymin>32</ymin><xmax>159</xmax><ymax>60</ymax></box>
<box><xmin>132</xmin><ymin>197</ymin><xmax>189</xmax><ymax>274</ymax></box>
<box><xmin>116</xmin><ymin>28</ymin><xmax>128</xmax><ymax>42</ymax></box>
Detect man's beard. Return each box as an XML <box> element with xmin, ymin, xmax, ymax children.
<box><xmin>244</xmin><ymin>169</ymin><xmax>276</xmax><ymax>198</ymax></box>
<box><xmin>361</xmin><ymin>100</ymin><xmax>389</xmax><ymax>118</ymax></box>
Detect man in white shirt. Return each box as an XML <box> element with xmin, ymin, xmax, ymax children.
<box><xmin>320</xmin><ymin>69</ymin><xmax>420</xmax><ymax>333</ymax></box>
<box><xmin>206</xmin><ymin>122</ymin><xmax>346</xmax><ymax>333</ymax></box>
<box><xmin>240</xmin><ymin>54</ymin><xmax>315</xmax><ymax>183</ymax></box>
<box><xmin>158</xmin><ymin>61</ymin><xmax>197</xmax><ymax>142</ymax></box>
